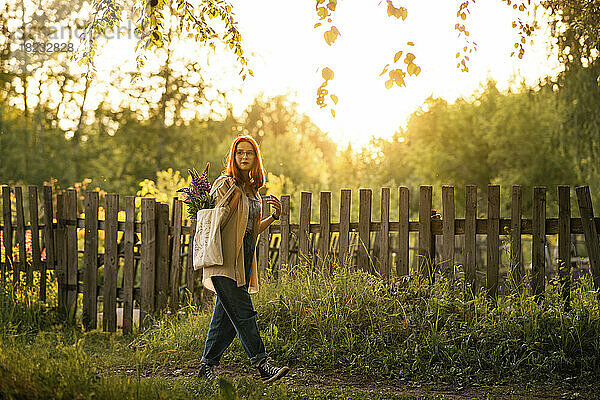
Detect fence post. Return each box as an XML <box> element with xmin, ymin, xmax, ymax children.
<box><xmin>83</xmin><ymin>191</ymin><xmax>99</xmax><ymax>331</ymax></box>
<box><xmin>140</xmin><ymin>198</ymin><xmax>156</xmax><ymax>330</ymax></box>
<box><xmin>379</xmin><ymin>188</ymin><xmax>390</xmax><ymax>280</ymax></box>
<box><xmin>155</xmin><ymin>203</ymin><xmax>170</xmax><ymax>312</ymax></box>
<box><xmin>575</xmin><ymin>186</ymin><xmax>600</xmax><ymax>294</ymax></box>
<box><xmin>280</xmin><ymin>195</ymin><xmax>290</xmax><ymax>269</ymax></box>
<box><xmin>28</xmin><ymin>186</ymin><xmax>41</xmax><ymax>292</ymax></box>
<box><xmin>339</xmin><ymin>190</ymin><xmax>351</xmax><ymax>267</ymax></box>
<box><xmin>169</xmin><ymin>199</ymin><xmax>183</xmax><ymax>312</ymax></box>
<box><xmin>558</xmin><ymin>186</ymin><xmax>571</xmax><ymax>310</ymax></box>
<box><xmin>398</xmin><ymin>187</ymin><xmax>409</xmax><ymax>276</ymax></box>
<box><xmin>319</xmin><ymin>192</ymin><xmax>331</xmax><ymax>268</ymax></box>
<box><xmin>510</xmin><ymin>185</ymin><xmax>523</xmax><ymax>287</ymax></box>
<box><xmin>418</xmin><ymin>186</ymin><xmax>432</xmax><ymax>280</ymax></box>
<box><xmin>442</xmin><ymin>186</ymin><xmax>455</xmax><ymax>279</ymax></box>
<box><xmin>42</xmin><ymin>185</ymin><xmax>55</xmax><ymax>303</ymax></box>
<box><xmin>299</xmin><ymin>192</ymin><xmax>311</xmax><ymax>263</ymax></box>
<box><xmin>465</xmin><ymin>185</ymin><xmax>477</xmax><ymax>292</ymax></box>
<box><xmin>14</xmin><ymin>186</ymin><xmax>26</xmax><ymax>286</ymax></box>
<box><xmin>103</xmin><ymin>193</ymin><xmax>119</xmax><ymax>332</ymax></box>
<box><xmin>359</xmin><ymin>189</ymin><xmax>372</xmax><ymax>274</ymax></box>
<box><xmin>123</xmin><ymin>196</ymin><xmax>136</xmax><ymax>334</ymax></box>
<box><xmin>487</xmin><ymin>185</ymin><xmax>500</xmax><ymax>298</ymax></box>
<box><xmin>532</xmin><ymin>187</ymin><xmax>546</xmax><ymax>298</ymax></box>
<box><xmin>2</xmin><ymin>187</ymin><xmax>13</xmax><ymax>290</ymax></box>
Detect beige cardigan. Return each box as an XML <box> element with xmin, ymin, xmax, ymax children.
<box><xmin>201</xmin><ymin>175</ymin><xmax>260</xmax><ymax>294</ymax></box>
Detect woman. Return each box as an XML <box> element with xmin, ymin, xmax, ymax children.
<box><xmin>198</xmin><ymin>135</ymin><xmax>289</xmax><ymax>383</ymax></box>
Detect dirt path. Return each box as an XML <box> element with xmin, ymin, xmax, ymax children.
<box><xmin>105</xmin><ymin>362</ymin><xmax>593</xmax><ymax>400</ymax></box>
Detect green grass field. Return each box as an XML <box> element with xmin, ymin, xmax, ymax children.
<box><xmin>0</xmin><ymin>262</ymin><xmax>598</xmax><ymax>399</ymax></box>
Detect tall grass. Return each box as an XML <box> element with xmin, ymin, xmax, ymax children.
<box><xmin>255</xmin><ymin>260</ymin><xmax>600</xmax><ymax>384</ymax></box>
<box><xmin>0</xmin><ymin>256</ymin><xmax>598</xmax><ymax>398</ymax></box>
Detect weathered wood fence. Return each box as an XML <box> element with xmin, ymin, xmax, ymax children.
<box><xmin>1</xmin><ymin>184</ymin><xmax>600</xmax><ymax>333</ymax></box>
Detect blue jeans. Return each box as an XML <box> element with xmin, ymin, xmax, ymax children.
<box><xmin>201</xmin><ymin>232</ymin><xmax>267</xmax><ymax>366</ymax></box>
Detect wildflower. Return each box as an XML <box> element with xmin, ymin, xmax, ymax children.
<box><xmin>177</xmin><ymin>163</ymin><xmax>216</xmax><ymax>220</ymax></box>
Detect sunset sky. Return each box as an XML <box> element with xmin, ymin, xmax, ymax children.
<box><xmin>87</xmin><ymin>0</ymin><xmax>563</xmax><ymax>149</ymax></box>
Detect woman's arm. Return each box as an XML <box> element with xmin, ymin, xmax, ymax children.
<box><xmin>257</xmin><ymin>195</ymin><xmax>281</xmax><ymax>235</ymax></box>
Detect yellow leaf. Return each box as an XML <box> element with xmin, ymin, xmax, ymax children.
<box><xmin>379</xmin><ymin>64</ymin><xmax>390</xmax><ymax>76</ymax></box>
<box><xmin>404</xmin><ymin>53</ymin><xmax>416</xmax><ymax>64</ymax></box>
<box><xmin>314</xmin><ymin>22</ymin><xmax>322</xmax><ymax>28</ymax></box>
<box><xmin>385</xmin><ymin>79</ymin><xmax>393</xmax><ymax>89</ymax></box>
<box><xmin>407</xmin><ymin>41</ymin><xmax>414</xmax><ymax>46</ymax></box>
<box><xmin>394</xmin><ymin>50</ymin><xmax>403</xmax><ymax>63</ymax></box>
<box><xmin>407</xmin><ymin>63</ymin><xmax>421</xmax><ymax>76</ymax></box>
<box><xmin>327</xmin><ymin>0</ymin><xmax>337</xmax><ymax>11</ymax></box>
<box><xmin>330</xmin><ymin>94</ymin><xmax>338</xmax><ymax>104</ymax></box>
<box><xmin>331</xmin><ymin>109</ymin><xmax>335</xmax><ymax>118</ymax></box>
<box><xmin>317</xmin><ymin>7</ymin><xmax>327</xmax><ymax>19</ymax></box>
<box><xmin>322</xmin><ymin>67</ymin><xmax>334</xmax><ymax>80</ymax></box>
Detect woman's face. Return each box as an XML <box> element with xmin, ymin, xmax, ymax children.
<box><xmin>235</xmin><ymin>141</ymin><xmax>256</xmax><ymax>173</ymax></box>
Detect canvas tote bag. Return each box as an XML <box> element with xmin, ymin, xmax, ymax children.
<box><xmin>193</xmin><ymin>182</ymin><xmax>236</xmax><ymax>269</ymax></box>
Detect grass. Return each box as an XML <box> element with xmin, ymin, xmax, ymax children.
<box><xmin>0</xmin><ymin>259</ymin><xmax>598</xmax><ymax>399</ymax></box>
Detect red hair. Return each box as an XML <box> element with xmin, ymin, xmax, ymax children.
<box><xmin>224</xmin><ymin>135</ymin><xmax>266</xmax><ymax>193</ymax></box>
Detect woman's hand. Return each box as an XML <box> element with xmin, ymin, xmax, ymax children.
<box><xmin>267</xmin><ymin>194</ymin><xmax>281</xmax><ymax>218</ymax></box>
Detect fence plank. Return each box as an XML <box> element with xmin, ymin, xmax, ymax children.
<box><xmin>532</xmin><ymin>187</ymin><xmax>546</xmax><ymax>297</ymax></box>
<box><xmin>56</xmin><ymin>193</ymin><xmax>67</xmax><ymax>315</ymax></box>
<box><xmin>169</xmin><ymin>199</ymin><xmax>183</xmax><ymax>312</ymax></box>
<box><xmin>65</xmin><ymin>190</ymin><xmax>79</xmax><ymax>322</ymax></box>
<box><xmin>259</xmin><ymin>196</ymin><xmax>270</xmax><ymax>276</ymax></box>
<box><xmin>122</xmin><ymin>196</ymin><xmax>135</xmax><ymax>335</ymax></box>
<box><xmin>83</xmin><ymin>191</ymin><xmax>99</xmax><ymax>331</ymax></box>
<box><xmin>575</xmin><ymin>186</ymin><xmax>600</xmax><ymax>292</ymax></box>
<box><xmin>511</xmin><ymin>185</ymin><xmax>523</xmax><ymax>285</ymax></box>
<box><xmin>155</xmin><ymin>203</ymin><xmax>170</xmax><ymax>312</ymax></box>
<box><xmin>465</xmin><ymin>185</ymin><xmax>477</xmax><ymax>291</ymax></box>
<box><xmin>103</xmin><ymin>193</ymin><xmax>119</xmax><ymax>332</ymax></box>
<box><xmin>14</xmin><ymin>186</ymin><xmax>26</xmax><ymax>286</ymax></box>
<box><xmin>442</xmin><ymin>186</ymin><xmax>455</xmax><ymax>278</ymax></box>
<box><xmin>123</xmin><ymin>196</ymin><xmax>135</xmax><ymax>334</ymax></box>
<box><xmin>487</xmin><ymin>185</ymin><xmax>500</xmax><ymax>298</ymax></box>
<box><xmin>558</xmin><ymin>186</ymin><xmax>571</xmax><ymax>309</ymax></box>
<box><xmin>1</xmin><ymin>187</ymin><xmax>12</xmax><ymax>289</ymax></box>
<box><xmin>319</xmin><ymin>192</ymin><xmax>331</xmax><ymax>266</ymax></box>
<box><xmin>339</xmin><ymin>190</ymin><xmax>351</xmax><ymax>266</ymax></box>
<box><xmin>299</xmin><ymin>192</ymin><xmax>311</xmax><ymax>263</ymax></box>
<box><xmin>418</xmin><ymin>186</ymin><xmax>432</xmax><ymax>278</ymax></box>
<box><xmin>140</xmin><ymin>198</ymin><xmax>156</xmax><ymax>330</ymax></box>
<box><xmin>28</xmin><ymin>186</ymin><xmax>41</xmax><ymax>292</ymax></box>
<box><xmin>184</xmin><ymin>218</ymin><xmax>196</xmax><ymax>306</ymax></box>
<box><xmin>379</xmin><ymin>188</ymin><xmax>390</xmax><ymax>280</ymax></box>
<box><xmin>398</xmin><ymin>187</ymin><xmax>409</xmax><ymax>276</ymax></box>
<box><xmin>280</xmin><ymin>195</ymin><xmax>290</xmax><ymax>268</ymax></box>
<box><xmin>359</xmin><ymin>189</ymin><xmax>372</xmax><ymax>273</ymax></box>
<box><xmin>41</xmin><ymin>186</ymin><xmax>54</xmax><ymax>303</ymax></box>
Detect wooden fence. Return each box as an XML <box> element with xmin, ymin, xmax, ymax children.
<box><xmin>1</xmin><ymin>184</ymin><xmax>600</xmax><ymax>334</ymax></box>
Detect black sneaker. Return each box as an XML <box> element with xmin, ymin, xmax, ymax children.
<box><xmin>197</xmin><ymin>362</ymin><xmax>217</xmax><ymax>381</ymax></box>
<box><xmin>256</xmin><ymin>358</ymin><xmax>289</xmax><ymax>383</ymax></box>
